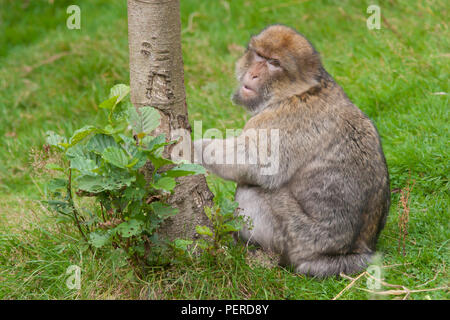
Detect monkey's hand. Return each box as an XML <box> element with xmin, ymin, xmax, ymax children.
<box><xmin>193</xmin><ymin>136</ymin><xmax>280</xmax><ymax>188</ymax></box>
<box><xmin>194</xmin><ymin>137</ymin><xmax>241</xmax><ymax>181</ymax></box>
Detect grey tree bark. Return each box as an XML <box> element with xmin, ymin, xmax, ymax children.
<box><xmin>127</xmin><ymin>0</ymin><xmax>213</xmax><ymax>241</ymax></box>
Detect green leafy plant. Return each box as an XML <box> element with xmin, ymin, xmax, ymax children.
<box><xmin>195</xmin><ymin>193</ymin><xmax>249</xmax><ymax>257</ymax></box>
<box><xmin>44</xmin><ymin>84</ymin><xmax>205</xmax><ymax>267</ymax></box>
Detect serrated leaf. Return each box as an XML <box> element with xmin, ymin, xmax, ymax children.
<box><xmin>221</xmin><ymin>220</ymin><xmax>242</xmax><ymax>232</ymax></box>
<box><xmin>152</xmin><ymin>176</ymin><xmax>176</xmax><ymax>192</ymax></box>
<box><xmin>126</xmin><ymin>158</ymin><xmax>139</xmax><ymax>168</ymax></box>
<box><xmin>141</xmin><ymin>134</ymin><xmax>175</xmax><ymax>155</ymax></box>
<box><xmin>172</xmin><ymin>239</ymin><xmax>193</xmax><ymax>251</ymax></box>
<box><xmin>69</xmin><ymin>125</ymin><xmax>99</xmax><ymax>146</ymax></box>
<box><xmin>47</xmin><ymin>178</ymin><xmax>68</xmax><ymax>192</ymax></box>
<box><xmin>140</xmin><ymin>135</ymin><xmax>154</xmax><ymax>147</ymax></box>
<box><xmin>89</xmin><ymin>231</ymin><xmax>111</xmax><ymax>248</ymax></box>
<box><xmin>150</xmin><ymin>201</ymin><xmax>178</xmax><ymax>219</ymax></box>
<box><xmin>66</xmin><ymin>144</ymin><xmax>86</xmax><ymax>159</ymax></box>
<box><xmin>128</xmin><ymin>150</ymin><xmax>148</xmax><ymax>169</ymax></box>
<box><xmin>115</xmin><ymin>219</ymin><xmax>143</xmax><ymax>238</ymax></box>
<box><xmin>70</xmin><ymin>157</ymin><xmax>98</xmax><ymax>175</ymax></box>
<box><xmin>75</xmin><ymin>175</ymin><xmax>107</xmax><ymax>193</ymax></box>
<box><xmin>129</xmin><ymin>106</ymin><xmax>160</xmax><ymax>134</ymax></box>
<box><xmin>123</xmin><ymin>187</ymin><xmax>146</xmax><ymax>202</ymax></box>
<box><xmin>119</xmin><ymin>134</ymin><xmax>139</xmax><ymax>158</ymax></box>
<box><xmin>196</xmin><ymin>225</ymin><xmax>213</xmax><ymax>237</ymax></box>
<box><xmin>76</xmin><ymin>173</ymin><xmax>135</xmax><ymax>193</ymax></box>
<box><xmin>99</xmin><ymin>96</ymin><xmax>117</xmax><ymax>110</ymax></box>
<box><xmin>45</xmin><ymin>200</ymin><xmax>73</xmax><ymax>216</ymax></box>
<box><xmin>109</xmin><ymin>84</ymin><xmax>130</xmax><ymax>104</ymax></box>
<box><xmin>103</xmin><ymin>123</ymin><xmax>127</xmax><ymax>135</ymax></box>
<box><xmin>99</xmin><ymin>84</ymin><xmax>130</xmax><ymax>110</ymax></box>
<box><xmin>118</xmin><ymin>134</ymin><xmax>135</xmax><ymax>145</ymax></box>
<box><xmin>45</xmin><ymin>131</ymin><xmax>67</xmax><ymax>150</ymax></box>
<box><xmin>135</xmin><ymin>154</ymin><xmax>148</xmax><ymax>169</ymax></box>
<box><xmin>86</xmin><ymin>134</ymin><xmax>118</xmax><ymax>154</ymax></box>
<box><xmin>163</xmin><ymin>163</ymin><xmax>206</xmax><ymax>178</ymax></box>
<box><xmin>102</xmin><ymin>146</ymin><xmax>130</xmax><ymax>169</ymax></box>
<box><xmin>128</xmin><ymin>108</ymin><xmax>141</xmax><ymax>133</ymax></box>
<box><xmin>148</xmin><ymin>154</ymin><xmax>174</xmax><ymax>171</ymax></box>
<box><xmin>111</xmin><ymin>101</ymin><xmax>132</xmax><ymax>122</ymax></box>
<box><xmin>218</xmin><ymin>197</ymin><xmax>239</xmax><ymax>215</ymax></box>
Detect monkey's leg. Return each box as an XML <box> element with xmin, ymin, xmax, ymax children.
<box><xmin>234</xmin><ymin>185</ymin><xmax>280</xmax><ymax>252</ymax></box>
<box><xmin>280</xmin><ymin>202</ymin><xmax>375</xmax><ymax>277</ymax></box>
<box><xmin>236</xmin><ymin>184</ymin><xmax>374</xmax><ymax>277</ymax></box>
<box><xmin>292</xmin><ymin>253</ymin><xmax>374</xmax><ymax>278</ymax></box>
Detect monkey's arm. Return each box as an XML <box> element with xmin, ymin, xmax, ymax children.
<box><xmin>193</xmin><ymin>132</ymin><xmax>284</xmax><ymax>188</ymax></box>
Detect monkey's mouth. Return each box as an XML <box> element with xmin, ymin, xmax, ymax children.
<box><xmin>242</xmin><ymin>85</ymin><xmax>256</xmax><ymax>96</ymax></box>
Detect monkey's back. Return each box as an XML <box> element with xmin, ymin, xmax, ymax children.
<box><xmin>293</xmin><ymin>86</ymin><xmax>390</xmax><ymax>254</ymax></box>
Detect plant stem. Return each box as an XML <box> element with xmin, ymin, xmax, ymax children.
<box><xmin>67</xmin><ymin>166</ymin><xmax>91</xmax><ymax>250</ymax></box>
<box><xmin>100</xmin><ymin>201</ymin><xmax>106</xmax><ymax>222</ymax></box>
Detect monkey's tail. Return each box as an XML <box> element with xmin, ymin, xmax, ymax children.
<box><xmin>295</xmin><ymin>252</ymin><xmax>373</xmax><ymax>278</ymax></box>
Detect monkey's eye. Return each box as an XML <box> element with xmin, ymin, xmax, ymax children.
<box><xmin>268</xmin><ymin>59</ymin><xmax>281</xmax><ymax>68</ymax></box>
<box><xmin>254</xmin><ymin>52</ymin><xmax>265</xmax><ymax>62</ymax></box>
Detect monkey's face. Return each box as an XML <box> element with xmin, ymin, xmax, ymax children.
<box><xmin>232</xmin><ymin>48</ymin><xmax>283</xmax><ymax>112</ymax></box>
<box><xmin>233</xmin><ymin>25</ymin><xmax>323</xmax><ymax>113</ymax></box>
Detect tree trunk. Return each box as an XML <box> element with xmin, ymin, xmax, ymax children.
<box><xmin>127</xmin><ymin>0</ymin><xmax>213</xmax><ymax>241</ymax></box>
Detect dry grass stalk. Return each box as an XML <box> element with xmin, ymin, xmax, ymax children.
<box><xmin>333</xmin><ymin>271</ymin><xmax>367</xmax><ymax>300</ymax></box>
<box><xmin>397</xmin><ymin>175</ymin><xmax>416</xmax><ymax>256</ymax></box>
<box><xmin>333</xmin><ymin>268</ymin><xmax>448</xmax><ymax>300</ymax></box>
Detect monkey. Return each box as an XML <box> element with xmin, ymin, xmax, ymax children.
<box><xmin>193</xmin><ymin>24</ymin><xmax>390</xmax><ymax>277</ymax></box>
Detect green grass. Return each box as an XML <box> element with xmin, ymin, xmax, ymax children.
<box><xmin>0</xmin><ymin>0</ymin><xmax>448</xmax><ymax>299</ymax></box>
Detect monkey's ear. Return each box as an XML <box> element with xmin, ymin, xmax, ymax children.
<box><xmin>247</xmin><ymin>39</ymin><xmax>256</xmax><ymax>51</ymax></box>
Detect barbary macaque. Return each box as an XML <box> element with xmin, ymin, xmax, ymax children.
<box><xmin>194</xmin><ymin>25</ymin><xmax>390</xmax><ymax>277</ymax></box>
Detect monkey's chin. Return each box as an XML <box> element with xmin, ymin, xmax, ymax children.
<box><xmin>232</xmin><ymin>90</ymin><xmax>263</xmax><ymax>112</ymax></box>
